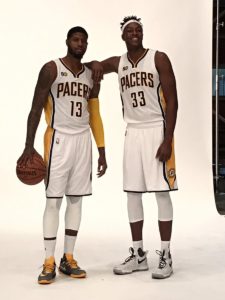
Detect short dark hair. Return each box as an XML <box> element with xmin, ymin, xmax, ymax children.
<box><xmin>67</xmin><ymin>26</ymin><xmax>88</xmax><ymax>39</ymax></box>
<box><xmin>120</xmin><ymin>16</ymin><xmax>142</xmax><ymax>29</ymax></box>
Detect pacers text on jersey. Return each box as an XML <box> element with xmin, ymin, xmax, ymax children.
<box><xmin>57</xmin><ymin>82</ymin><xmax>91</xmax><ymax>99</ymax></box>
<box><xmin>120</xmin><ymin>71</ymin><xmax>154</xmax><ymax>92</ymax></box>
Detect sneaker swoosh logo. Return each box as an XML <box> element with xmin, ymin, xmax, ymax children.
<box><xmin>138</xmin><ymin>257</ymin><xmax>146</xmax><ymax>264</ymax></box>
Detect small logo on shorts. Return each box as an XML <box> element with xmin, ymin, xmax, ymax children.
<box><xmin>56</xmin><ymin>138</ymin><xmax>60</xmax><ymax>144</ymax></box>
<box><xmin>168</xmin><ymin>168</ymin><xmax>175</xmax><ymax>178</ymax></box>
<box><xmin>123</xmin><ymin>66</ymin><xmax>128</xmax><ymax>71</ymax></box>
<box><xmin>61</xmin><ymin>72</ymin><xmax>68</xmax><ymax>76</ymax></box>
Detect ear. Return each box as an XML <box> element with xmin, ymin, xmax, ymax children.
<box><xmin>121</xmin><ymin>33</ymin><xmax>125</xmax><ymax>41</ymax></box>
<box><xmin>66</xmin><ymin>39</ymin><xmax>68</xmax><ymax>46</ymax></box>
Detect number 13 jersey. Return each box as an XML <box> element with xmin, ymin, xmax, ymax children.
<box><xmin>118</xmin><ymin>48</ymin><xmax>166</xmax><ymax>124</ymax></box>
<box><xmin>44</xmin><ymin>59</ymin><xmax>93</xmax><ymax>134</ymax></box>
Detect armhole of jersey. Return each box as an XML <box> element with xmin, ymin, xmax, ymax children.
<box><xmin>118</xmin><ymin>54</ymin><xmax>125</xmax><ymax>73</ymax></box>
<box><xmin>151</xmin><ymin>49</ymin><xmax>159</xmax><ymax>75</ymax></box>
<box><xmin>53</xmin><ymin>59</ymin><xmax>60</xmax><ymax>82</ymax></box>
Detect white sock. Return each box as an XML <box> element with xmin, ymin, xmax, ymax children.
<box><xmin>64</xmin><ymin>235</ymin><xmax>77</xmax><ymax>254</ymax></box>
<box><xmin>44</xmin><ymin>239</ymin><xmax>57</xmax><ymax>259</ymax></box>
<box><xmin>133</xmin><ymin>240</ymin><xmax>143</xmax><ymax>255</ymax></box>
<box><xmin>161</xmin><ymin>241</ymin><xmax>170</xmax><ymax>257</ymax></box>
<box><xmin>43</xmin><ymin>198</ymin><xmax>62</xmax><ymax>259</ymax></box>
<box><xmin>63</xmin><ymin>196</ymin><xmax>82</xmax><ymax>255</ymax></box>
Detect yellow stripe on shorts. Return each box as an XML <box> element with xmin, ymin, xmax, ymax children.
<box><xmin>165</xmin><ymin>139</ymin><xmax>176</xmax><ymax>189</ymax></box>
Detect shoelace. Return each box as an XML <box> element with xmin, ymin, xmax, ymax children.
<box><xmin>43</xmin><ymin>262</ymin><xmax>55</xmax><ymax>274</ymax></box>
<box><xmin>155</xmin><ymin>250</ymin><xmax>166</xmax><ymax>269</ymax></box>
<box><xmin>122</xmin><ymin>247</ymin><xmax>135</xmax><ymax>264</ymax></box>
<box><xmin>66</xmin><ymin>257</ymin><xmax>78</xmax><ymax>269</ymax></box>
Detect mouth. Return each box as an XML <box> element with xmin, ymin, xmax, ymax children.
<box><xmin>130</xmin><ymin>37</ymin><xmax>140</xmax><ymax>43</ymax></box>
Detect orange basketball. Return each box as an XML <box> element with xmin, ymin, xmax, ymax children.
<box><xmin>16</xmin><ymin>153</ymin><xmax>46</xmax><ymax>185</ymax></box>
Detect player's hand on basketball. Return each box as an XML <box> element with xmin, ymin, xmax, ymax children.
<box><xmin>97</xmin><ymin>154</ymin><xmax>107</xmax><ymax>177</ymax></box>
<box><xmin>91</xmin><ymin>61</ymin><xmax>104</xmax><ymax>83</ymax></box>
<box><xmin>17</xmin><ymin>146</ymin><xmax>40</xmax><ymax>167</ymax></box>
<box><xmin>156</xmin><ymin>140</ymin><xmax>172</xmax><ymax>162</ymax></box>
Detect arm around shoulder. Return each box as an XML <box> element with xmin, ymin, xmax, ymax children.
<box><xmin>101</xmin><ymin>56</ymin><xmax>120</xmax><ymax>74</ymax></box>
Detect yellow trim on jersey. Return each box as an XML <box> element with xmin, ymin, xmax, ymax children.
<box><xmin>44</xmin><ymin>126</ymin><xmax>54</xmax><ymax>166</ymax></box>
<box><xmin>165</xmin><ymin>139</ymin><xmax>176</xmax><ymax>189</ymax></box>
<box><xmin>44</xmin><ymin>94</ymin><xmax>53</xmax><ymax>127</ymax></box>
<box><xmin>88</xmin><ymin>98</ymin><xmax>105</xmax><ymax>147</ymax></box>
<box><xmin>159</xmin><ymin>87</ymin><xmax>166</xmax><ymax>115</ymax></box>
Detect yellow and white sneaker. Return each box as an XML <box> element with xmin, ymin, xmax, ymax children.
<box><xmin>59</xmin><ymin>253</ymin><xmax>86</xmax><ymax>278</ymax></box>
<box><xmin>38</xmin><ymin>256</ymin><xmax>56</xmax><ymax>284</ymax></box>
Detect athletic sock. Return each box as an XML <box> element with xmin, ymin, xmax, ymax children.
<box><xmin>133</xmin><ymin>240</ymin><xmax>143</xmax><ymax>255</ymax></box>
<box><xmin>64</xmin><ymin>235</ymin><xmax>77</xmax><ymax>254</ymax></box>
<box><xmin>161</xmin><ymin>241</ymin><xmax>170</xmax><ymax>257</ymax></box>
<box><xmin>44</xmin><ymin>238</ymin><xmax>56</xmax><ymax>259</ymax></box>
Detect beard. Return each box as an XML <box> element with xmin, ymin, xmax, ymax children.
<box><xmin>68</xmin><ymin>46</ymin><xmax>85</xmax><ymax>59</ymax></box>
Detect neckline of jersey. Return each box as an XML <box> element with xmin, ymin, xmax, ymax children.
<box><xmin>127</xmin><ymin>48</ymin><xmax>149</xmax><ymax>68</ymax></box>
<box><xmin>59</xmin><ymin>58</ymin><xmax>85</xmax><ymax>78</ymax></box>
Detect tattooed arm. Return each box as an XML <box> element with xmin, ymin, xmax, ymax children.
<box><xmin>17</xmin><ymin>61</ymin><xmax>57</xmax><ymax>166</ymax></box>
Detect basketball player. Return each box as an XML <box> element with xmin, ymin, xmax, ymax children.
<box><xmin>90</xmin><ymin>16</ymin><xmax>178</xmax><ymax>279</ymax></box>
<box><xmin>17</xmin><ymin>26</ymin><xmax>107</xmax><ymax>284</ymax></box>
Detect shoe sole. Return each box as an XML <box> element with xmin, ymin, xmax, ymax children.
<box><xmin>38</xmin><ymin>279</ymin><xmax>55</xmax><ymax>284</ymax></box>
<box><xmin>59</xmin><ymin>268</ymin><xmax>86</xmax><ymax>278</ymax></box>
<box><xmin>152</xmin><ymin>270</ymin><xmax>173</xmax><ymax>279</ymax></box>
<box><xmin>113</xmin><ymin>267</ymin><xmax>149</xmax><ymax>275</ymax></box>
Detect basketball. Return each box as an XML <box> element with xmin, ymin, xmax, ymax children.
<box><xmin>16</xmin><ymin>153</ymin><xmax>46</xmax><ymax>185</ymax></box>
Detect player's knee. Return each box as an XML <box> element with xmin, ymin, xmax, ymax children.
<box><xmin>127</xmin><ymin>192</ymin><xmax>144</xmax><ymax>222</ymax></box>
<box><xmin>66</xmin><ymin>196</ymin><xmax>82</xmax><ymax>205</ymax></box>
<box><xmin>45</xmin><ymin>198</ymin><xmax>62</xmax><ymax>212</ymax></box>
<box><xmin>155</xmin><ymin>192</ymin><xmax>173</xmax><ymax>221</ymax></box>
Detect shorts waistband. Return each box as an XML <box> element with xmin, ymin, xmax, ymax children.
<box><xmin>127</xmin><ymin>121</ymin><xmax>164</xmax><ymax>129</ymax></box>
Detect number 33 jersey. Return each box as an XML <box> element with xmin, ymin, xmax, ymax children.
<box><xmin>118</xmin><ymin>48</ymin><xmax>165</xmax><ymax>124</ymax></box>
<box><xmin>44</xmin><ymin>59</ymin><xmax>93</xmax><ymax>134</ymax></box>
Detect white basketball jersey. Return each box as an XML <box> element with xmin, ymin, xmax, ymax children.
<box><xmin>118</xmin><ymin>49</ymin><xmax>166</xmax><ymax>124</ymax></box>
<box><xmin>44</xmin><ymin>59</ymin><xmax>93</xmax><ymax>134</ymax></box>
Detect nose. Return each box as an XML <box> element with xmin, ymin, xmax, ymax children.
<box><xmin>78</xmin><ymin>39</ymin><xmax>83</xmax><ymax>46</ymax></box>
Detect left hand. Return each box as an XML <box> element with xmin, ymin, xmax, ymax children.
<box><xmin>97</xmin><ymin>154</ymin><xmax>107</xmax><ymax>177</ymax></box>
<box><xmin>156</xmin><ymin>140</ymin><xmax>172</xmax><ymax>162</ymax></box>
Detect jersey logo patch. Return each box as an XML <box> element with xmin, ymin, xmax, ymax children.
<box><xmin>168</xmin><ymin>168</ymin><xmax>175</xmax><ymax>178</ymax></box>
<box><xmin>61</xmin><ymin>72</ymin><xmax>68</xmax><ymax>76</ymax></box>
<box><xmin>122</xmin><ymin>66</ymin><xmax>128</xmax><ymax>71</ymax></box>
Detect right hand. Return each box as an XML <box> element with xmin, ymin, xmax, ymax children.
<box><xmin>17</xmin><ymin>146</ymin><xmax>41</xmax><ymax>167</ymax></box>
<box><xmin>91</xmin><ymin>61</ymin><xmax>104</xmax><ymax>83</ymax></box>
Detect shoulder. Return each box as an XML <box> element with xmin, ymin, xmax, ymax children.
<box><xmin>40</xmin><ymin>60</ymin><xmax>57</xmax><ymax>76</ymax></box>
<box><xmin>84</xmin><ymin>64</ymin><xmax>92</xmax><ymax>75</ymax></box>
<box><xmin>37</xmin><ymin>60</ymin><xmax>57</xmax><ymax>86</ymax></box>
<box><xmin>155</xmin><ymin>51</ymin><xmax>172</xmax><ymax>72</ymax></box>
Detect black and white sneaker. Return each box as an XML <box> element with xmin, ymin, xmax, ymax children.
<box><xmin>113</xmin><ymin>247</ymin><xmax>149</xmax><ymax>275</ymax></box>
<box><xmin>152</xmin><ymin>250</ymin><xmax>173</xmax><ymax>279</ymax></box>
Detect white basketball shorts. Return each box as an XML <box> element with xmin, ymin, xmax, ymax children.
<box><xmin>44</xmin><ymin>127</ymin><xmax>92</xmax><ymax>198</ymax></box>
<box><xmin>123</xmin><ymin>122</ymin><xmax>178</xmax><ymax>193</ymax></box>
